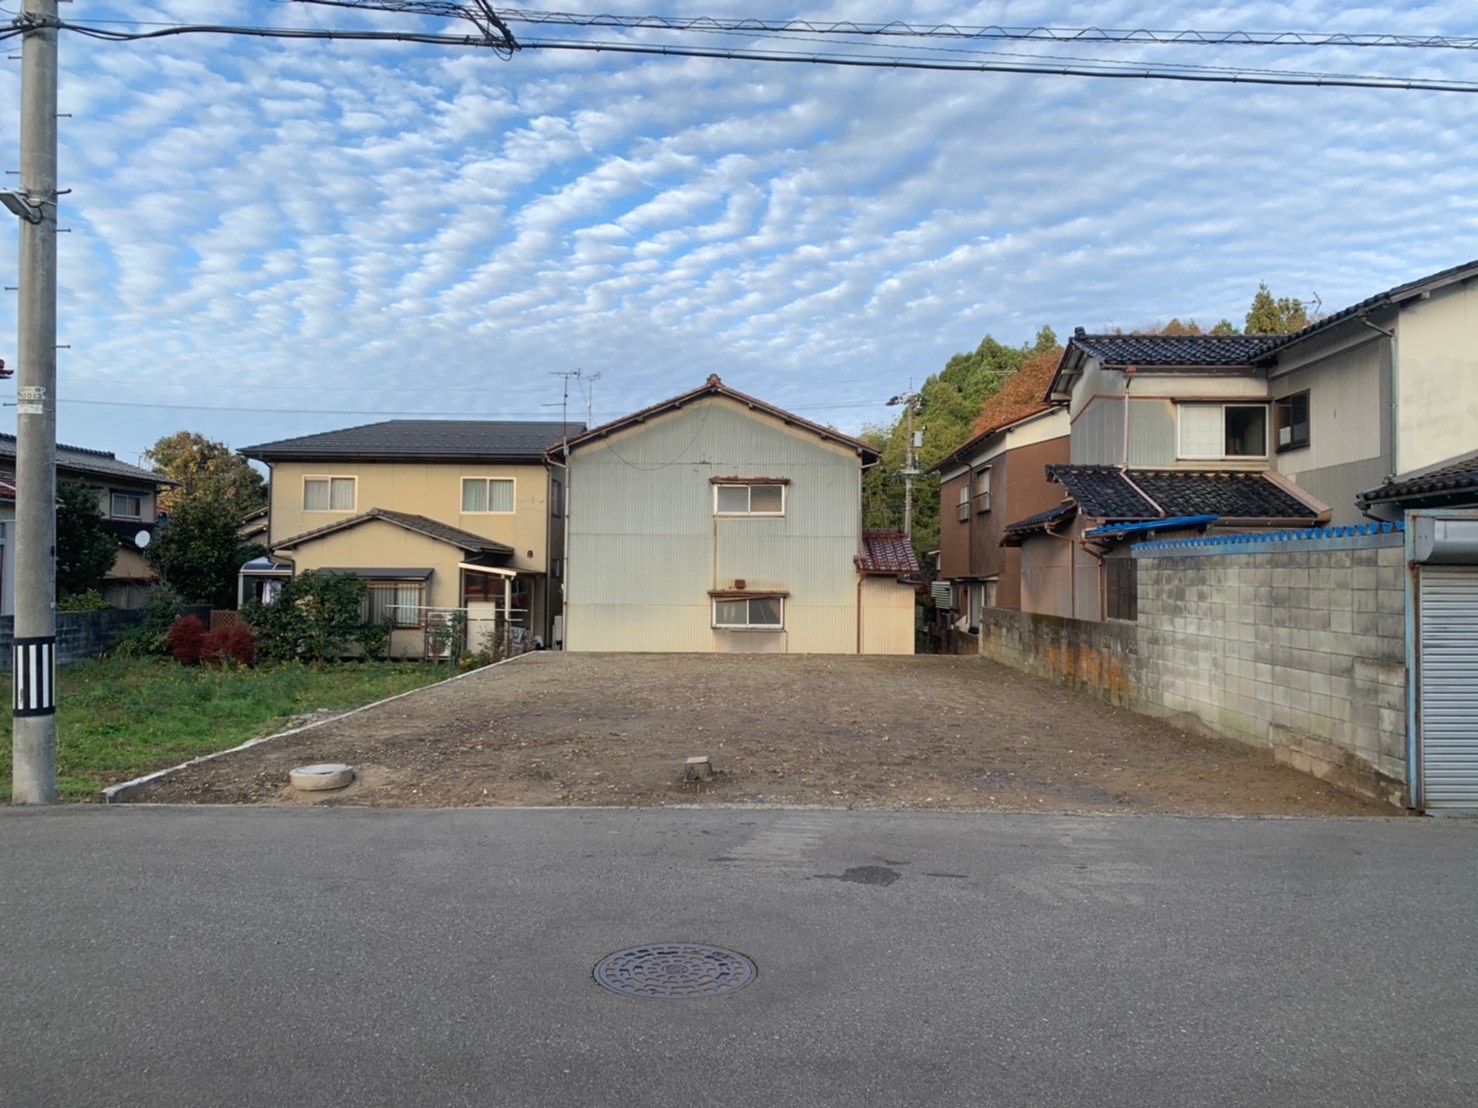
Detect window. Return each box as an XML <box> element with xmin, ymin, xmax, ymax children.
<box><xmin>110</xmin><ymin>491</ymin><xmax>143</xmax><ymax>519</ymax></box>
<box><xmin>714</xmin><ymin>483</ymin><xmax>785</xmax><ymax>516</ymax></box>
<box><xmin>713</xmin><ymin>595</ymin><xmax>784</xmax><ymax>629</ymax></box>
<box><xmin>551</xmin><ymin>477</ymin><xmax>564</xmax><ymax>517</ymax></box>
<box><xmin>1275</xmin><ymin>391</ymin><xmax>1310</xmax><ymax>451</ymax></box>
<box><xmin>304</xmin><ymin>476</ymin><xmax>355</xmax><ymax>512</ymax></box>
<box><xmin>974</xmin><ymin>467</ymin><xmax>992</xmax><ymax>514</ymax></box>
<box><xmin>957</xmin><ymin>484</ymin><xmax>970</xmax><ymax>522</ymax></box>
<box><xmin>462</xmin><ymin>477</ymin><xmax>514</xmax><ymax>513</ymax></box>
<box><xmin>363</xmin><ymin>581</ymin><xmax>423</xmax><ymax>628</ymax></box>
<box><xmin>1178</xmin><ymin>404</ymin><xmax>1267</xmax><ymax>460</ymax></box>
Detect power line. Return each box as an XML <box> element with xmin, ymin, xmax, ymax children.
<box><xmin>509</xmin><ymin>38</ymin><xmax>1478</xmax><ymax>93</ymax></box>
<box><xmin>493</xmin><ymin>10</ymin><xmax>1478</xmax><ymax>52</ymax></box>
<box><xmin>38</xmin><ymin>13</ymin><xmax>1478</xmax><ymax>93</ymax></box>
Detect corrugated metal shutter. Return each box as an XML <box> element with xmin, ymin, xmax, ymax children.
<box><xmin>1418</xmin><ymin>566</ymin><xmax>1478</xmax><ymax>811</ymax></box>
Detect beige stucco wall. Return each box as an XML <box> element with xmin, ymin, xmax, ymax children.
<box><xmin>267</xmin><ymin>460</ymin><xmax>551</xmax><ymax>573</ymax></box>
<box><xmin>287</xmin><ymin>520</ymin><xmax>456</xmax><ymax>607</ymax></box>
<box><xmin>565</xmin><ymin>397</ymin><xmax>867</xmax><ymax>653</ymax></box>
<box><xmin>859</xmin><ymin>577</ymin><xmax>915</xmax><ymax>654</ymax></box>
<box><xmin>1396</xmin><ymin>280</ymin><xmax>1478</xmax><ymax>473</ymax></box>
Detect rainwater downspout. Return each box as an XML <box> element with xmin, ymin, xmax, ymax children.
<box><xmin>855</xmin><ymin>569</ymin><xmax>863</xmax><ymax>654</ymax></box>
<box><xmin>1359</xmin><ymin>312</ymin><xmax>1398</xmax><ymax>478</ymax></box>
<box><xmin>1122</xmin><ymin>365</ymin><xmax>1135</xmax><ymax>468</ymax></box>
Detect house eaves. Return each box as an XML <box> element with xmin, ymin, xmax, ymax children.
<box><xmin>1044</xmin><ymin>331</ymin><xmax>1275</xmax><ymax>402</ymax></box>
<box><xmin>550</xmin><ymin>374</ymin><xmax>881</xmax><ymax>466</ymax></box>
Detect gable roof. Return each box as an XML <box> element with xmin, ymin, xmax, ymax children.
<box><xmin>1045</xmin><ymin>464</ymin><xmax>1324</xmax><ymax>523</ymax></box>
<box><xmin>553</xmin><ymin>375</ymin><xmax>881</xmax><ymax>465</ymax></box>
<box><xmin>272</xmin><ymin>507</ymin><xmax>514</xmax><ymax>556</ymax></box>
<box><xmin>930</xmin><ymin>357</ymin><xmax>1064</xmax><ymax>473</ymax></box>
<box><xmin>0</xmin><ymin>433</ymin><xmax>170</xmax><ymax>485</ymax></box>
<box><xmin>1357</xmin><ymin>449</ymin><xmax>1478</xmax><ymax>509</ymax></box>
<box><xmin>1254</xmin><ymin>258</ymin><xmax>1478</xmax><ymax>360</ymax></box>
<box><xmin>242</xmin><ymin>420</ymin><xmax>582</xmax><ymax>463</ymax></box>
<box><xmin>857</xmin><ymin>529</ymin><xmax>921</xmax><ymax>576</ymax></box>
<box><xmin>1045</xmin><ymin>330</ymin><xmax>1278</xmax><ymax>403</ymax></box>
<box><xmin>1067</xmin><ymin>332</ymin><xmax>1276</xmax><ymax>367</ymax></box>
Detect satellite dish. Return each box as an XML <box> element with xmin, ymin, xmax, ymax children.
<box><xmin>134</xmin><ymin>530</ymin><xmax>151</xmax><ymax>550</ymax></box>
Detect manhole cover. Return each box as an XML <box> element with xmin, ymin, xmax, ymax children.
<box><xmin>593</xmin><ymin>943</ymin><xmax>756</xmax><ymax>1000</ymax></box>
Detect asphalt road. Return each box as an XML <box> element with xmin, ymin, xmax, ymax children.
<box><xmin>1</xmin><ymin>806</ymin><xmax>1474</xmax><ymax>1107</ymax></box>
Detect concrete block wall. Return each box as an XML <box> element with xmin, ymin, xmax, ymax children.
<box><xmin>0</xmin><ymin>609</ymin><xmax>146</xmax><ymax>669</ymax></box>
<box><xmin>981</xmin><ymin>528</ymin><xmax>1408</xmax><ymax>806</ymax></box>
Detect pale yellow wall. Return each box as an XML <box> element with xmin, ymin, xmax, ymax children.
<box><xmin>268</xmin><ymin>460</ymin><xmax>551</xmax><ymax>572</ymax></box>
<box><xmin>1396</xmin><ymin>282</ymin><xmax>1478</xmax><ymax>473</ymax></box>
<box><xmin>859</xmin><ymin>577</ymin><xmax>915</xmax><ymax>655</ymax></box>
<box><xmin>286</xmin><ymin>521</ymin><xmax>461</xmax><ymax>610</ymax></box>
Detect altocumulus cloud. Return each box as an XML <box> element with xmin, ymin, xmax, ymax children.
<box><xmin>0</xmin><ymin>0</ymin><xmax>1474</xmax><ymax>458</ymax></box>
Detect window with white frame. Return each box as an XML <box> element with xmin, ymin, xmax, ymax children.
<box><xmin>303</xmin><ymin>476</ymin><xmax>355</xmax><ymax>512</ymax></box>
<box><xmin>551</xmin><ymin>477</ymin><xmax>564</xmax><ymax>517</ymax></box>
<box><xmin>957</xmin><ymin>484</ymin><xmax>970</xmax><ymax>522</ymax></box>
<box><xmin>712</xmin><ymin>595</ymin><xmax>784</xmax><ymax>630</ymax></box>
<box><xmin>362</xmin><ymin>581</ymin><xmax>423</xmax><ymax>628</ymax></box>
<box><xmin>974</xmin><ymin>466</ymin><xmax>992</xmax><ymax>513</ymax></box>
<box><xmin>714</xmin><ymin>483</ymin><xmax>785</xmax><ymax>516</ymax></box>
<box><xmin>1177</xmin><ymin>403</ymin><xmax>1268</xmax><ymax>460</ymax></box>
<box><xmin>462</xmin><ymin>477</ymin><xmax>515</xmax><ymax>513</ymax></box>
<box><xmin>110</xmin><ymin>491</ymin><xmax>143</xmax><ymax>519</ymax></box>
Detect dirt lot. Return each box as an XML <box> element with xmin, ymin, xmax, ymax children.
<box><xmin>136</xmin><ymin>653</ymin><xmax>1391</xmax><ymax>815</ymax></box>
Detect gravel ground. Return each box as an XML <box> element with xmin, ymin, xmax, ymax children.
<box><xmin>135</xmin><ymin>652</ymin><xmax>1393</xmax><ymax>815</ymax></box>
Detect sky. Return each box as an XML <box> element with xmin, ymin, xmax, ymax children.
<box><xmin>0</xmin><ymin>0</ymin><xmax>1475</xmax><ymax>466</ymax></box>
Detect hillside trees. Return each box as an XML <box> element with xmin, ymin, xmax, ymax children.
<box><xmin>863</xmin><ymin>326</ymin><xmax>1058</xmax><ymax>560</ymax></box>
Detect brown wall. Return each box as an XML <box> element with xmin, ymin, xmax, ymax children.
<box><xmin>938</xmin><ymin>471</ymin><xmax>971</xmax><ymax>580</ymax></box>
<box><xmin>968</xmin><ymin>437</ymin><xmax>1070</xmax><ymax>607</ymax></box>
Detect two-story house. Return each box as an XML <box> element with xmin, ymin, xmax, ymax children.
<box><xmin>1004</xmin><ymin>333</ymin><xmax>1330</xmax><ymax>620</ymax></box>
<box><xmin>0</xmin><ymin>433</ymin><xmax>173</xmax><ymax>612</ymax></box>
<box><xmin>930</xmin><ymin>356</ymin><xmax>1070</xmax><ymax>629</ymax></box>
<box><xmin>242</xmin><ymin>420</ymin><xmax>580</xmax><ymax>655</ymax></box>
<box><xmin>554</xmin><ymin>375</ymin><xmax>917</xmax><ymax>654</ymax></box>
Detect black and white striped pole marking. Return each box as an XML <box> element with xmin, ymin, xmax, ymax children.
<box><xmin>13</xmin><ymin>635</ymin><xmax>56</xmax><ymax>717</ymax></box>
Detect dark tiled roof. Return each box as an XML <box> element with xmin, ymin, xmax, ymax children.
<box><xmin>242</xmin><ymin>420</ymin><xmax>583</xmax><ymax>462</ymax></box>
<box><xmin>273</xmin><ymin>507</ymin><xmax>514</xmax><ymax>556</ymax></box>
<box><xmin>557</xmin><ymin>374</ymin><xmax>881</xmax><ymax>464</ymax></box>
<box><xmin>858</xmin><ymin>529</ymin><xmax>921</xmax><ymax>576</ymax></box>
<box><xmin>1046</xmin><ymin>464</ymin><xmax>1321</xmax><ymax>522</ymax></box>
<box><xmin>1047</xmin><ymin>465</ymin><xmax>1157</xmax><ymax>518</ymax></box>
<box><xmin>1067</xmin><ymin>332</ymin><xmax>1277</xmax><ymax>367</ymax></box>
<box><xmin>0</xmin><ymin>432</ymin><xmax>170</xmax><ymax>485</ymax></box>
<box><xmin>1255</xmin><ymin>258</ymin><xmax>1478</xmax><ymax>359</ymax></box>
<box><xmin>1001</xmin><ymin>501</ymin><xmax>1077</xmax><ymax>541</ymax></box>
<box><xmin>1358</xmin><ymin>451</ymin><xmax>1478</xmax><ymax>507</ymax></box>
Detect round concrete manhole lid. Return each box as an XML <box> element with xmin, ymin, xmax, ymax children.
<box><xmin>593</xmin><ymin>944</ymin><xmax>756</xmax><ymax>1000</ymax></box>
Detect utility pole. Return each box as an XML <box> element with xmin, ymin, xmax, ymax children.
<box><xmin>7</xmin><ymin>0</ymin><xmax>60</xmax><ymax>804</ymax></box>
<box><xmin>887</xmin><ymin>384</ymin><xmax>921</xmax><ymax>538</ymax></box>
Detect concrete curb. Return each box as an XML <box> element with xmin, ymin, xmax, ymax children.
<box><xmin>101</xmin><ymin>651</ymin><xmax>537</xmax><ymax>805</ymax></box>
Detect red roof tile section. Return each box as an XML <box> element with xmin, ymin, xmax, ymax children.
<box><xmin>858</xmin><ymin>529</ymin><xmax>921</xmax><ymax>576</ymax></box>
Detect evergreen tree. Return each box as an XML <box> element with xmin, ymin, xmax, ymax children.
<box><xmin>56</xmin><ymin>481</ymin><xmax>119</xmax><ymax>599</ymax></box>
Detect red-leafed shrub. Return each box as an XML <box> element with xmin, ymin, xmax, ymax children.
<box><xmin>166</xmin><ymin>615</ymin><xmax>207</xmax><ymax>666</ymax></box>
<box><xmin>201</xmin><ymin>623</ymin><xmax>256</xmax><ymax>668</ymax></box>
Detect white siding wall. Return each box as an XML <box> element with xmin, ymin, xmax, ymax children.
<box><xmin>1397</xmin><ymin>281</ymin><xmax>1478</xmax><ymax>473</ymax></box>
<box><xmin>566</xmin><ymin>398</ymin><xmax>865</xmax><ymax>653</ymax></box>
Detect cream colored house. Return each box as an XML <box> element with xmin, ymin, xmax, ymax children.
<box><xmin>242</xmin><ymin>420</ymin><xmax>579</xmax><ymax>655</ymax></box>
<box><xmin>556</xmin><ymin>376</ymin><xmax>917</xmax><ymax>654</ymax></box>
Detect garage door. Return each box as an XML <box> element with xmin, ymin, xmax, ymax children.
<box><xmin>1418</xmin><ymin>566</ymin><xmax>1478</xmax><ymax>811</ymax></box>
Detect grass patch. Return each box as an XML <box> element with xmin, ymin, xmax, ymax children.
<box><xmin>0</xmin><ymin>657</ymin><xmax>459</xmax><ymax>800</ymax></box>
